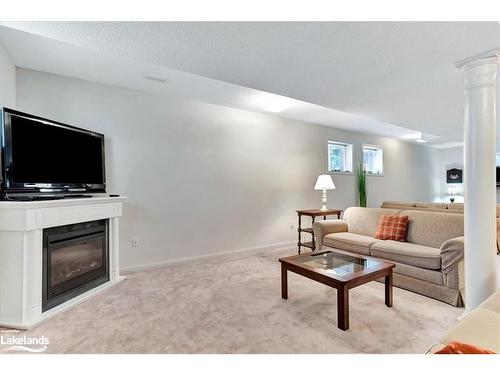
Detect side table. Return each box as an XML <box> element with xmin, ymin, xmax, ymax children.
<box><xmin>296</xmin><ymin>209</ymin><xmax>343</xmax><ymax>254</ymax></box>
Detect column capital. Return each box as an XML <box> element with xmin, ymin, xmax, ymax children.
<box><xmin>455</xmin><ymin>49</ymin><xmax>500</xmax><ymax>90</ymax></box>
<box><xmin>455</xmin><ymin>49</ymin><xmax>500</xmax><ymax>69</ymax></box>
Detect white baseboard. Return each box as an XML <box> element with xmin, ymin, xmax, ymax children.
<box><xmin>121</xmin><ymin>241</ymin><xmax>295</xmax><ymax>273</ymax></box>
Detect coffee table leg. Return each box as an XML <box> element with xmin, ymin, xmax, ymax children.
<box><xmin>281</xmin><ymin>264</ymin><xmax>288</xmax><ymax>300</ymax></box>
<box><xmin>385</xmin><ymin>271</ymin><xmax>393</xmax><ymax>307</ymax></box>
<box><xmin>337</xmin><ymin>286</ymin><xmax>349</xmax><ymax>330</ymax></box>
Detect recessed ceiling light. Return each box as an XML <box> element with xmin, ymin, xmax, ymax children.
<box><xmin>145</xmin><ymin>76</ymin><xmax>168</xmax><ymax>83</ymax></box>
<box><xmin>250</xmin><ymin>92</ymin><xmax>295</xmax><ymax>113</ymax></box>
<box><xmin>402</xmin><ymin>131</ymin><xmax>435</xmax><ymax>144</ymax></box>
<box><xmin>400</xmin><ymin>132</ymin><xmax>422</xmax><ymax>140</ymax></box>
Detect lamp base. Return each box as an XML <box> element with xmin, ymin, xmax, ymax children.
<box><xmin>320</xmin><ymin>190</ymin><xmax>328</xmax><ymax>211</ymax></box>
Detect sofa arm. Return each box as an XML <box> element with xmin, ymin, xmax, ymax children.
<box><xmin>440</xmin><ymin>236</ymin><xmax>464</xmax><ymax>274</ymax></box>
<box><xmin>313</xmin><ymin>220</ymin><xmax>348</xmax><ymax>251</ymax></box>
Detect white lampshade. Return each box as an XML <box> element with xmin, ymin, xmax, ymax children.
<box><xmin>314</xmin><ymin>175</ymin><xmax>336</xmax><ymax>191</ymax></box>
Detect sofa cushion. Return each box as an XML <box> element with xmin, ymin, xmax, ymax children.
<box><xmin>415</xmin><ymin>202</ymin><xmax>448</xmax><ymax>209</ymax></box>
<box><xmin>323</xmin><ymin>232</ymin><xmax>377</xmax><ymax>255</ymax></box>
<box><xmin>381</xmin><ymin>201</ymin><xmax>416</xmax><ymax>208</ymax></box>
<box><xmin>401</xmin><ymin>210</ymin><xmax>464</xmax><ymax>248</ymax></box>
<box><xmin>370</xmin><ymin>240</ymin><xmax>442</xmax><ymax>270</ymax></box>
<box><xmin>375</xmin><ymin>214</ymin><xmax>409</xmax><ymax>242</ymax></box>
<box><xmin>343</xmin><ymin>207</ymin><xmax>401</xmax><ymax>237</ymax></box>
<box><xmin>442</xmin><ymin>309</ymin><xmax>500</xmax><ymax>353</ymax></box>
<box><xmin>399</xmin><ymin>207</ymin><xmax>453</xmax><ymax>214</ymax></box>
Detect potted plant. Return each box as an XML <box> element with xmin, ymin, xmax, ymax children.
<box><xmin>356</xmin><ymin>162</ymin><xmax>367</xmax><ymax>207</ymax></box>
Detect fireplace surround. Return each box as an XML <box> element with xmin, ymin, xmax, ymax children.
<box><xmin>0</xmin><ymin>196</ymin><xmax>125</xmax><ymax>329</ymax></box>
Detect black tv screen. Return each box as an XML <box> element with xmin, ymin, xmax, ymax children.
<box><xmin>11</xmin><ymin>115</ymin><xmax>104</xmax><ymax>184</ymax></box>
<box><xmin>1</xmin><ymin>109</ymin><xmax>105</xmax><ymax>196</ymax></box>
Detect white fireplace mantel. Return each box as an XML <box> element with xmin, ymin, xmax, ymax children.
<box><xmin>0</xmin><ymin>196</ymin><xmax>126</xmax><ymax>329</ymax></box>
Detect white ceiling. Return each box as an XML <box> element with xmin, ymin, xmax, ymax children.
<box><xmin>1</xmin><ymin>22</ymin><xmax>499</xmax><ymax>146</ymax></box>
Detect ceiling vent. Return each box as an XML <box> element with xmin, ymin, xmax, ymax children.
<box><xmin>144</xmin><ymin>76</ymin><xmax>168</xmax><ymax>83</ymax></box>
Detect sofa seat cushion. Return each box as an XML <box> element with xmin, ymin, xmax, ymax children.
<box><xmin>370</xmin><ymin>240</ymin><xmax>441</xmax><ymax>270</ymax></box>
<box><xmin>442</xmin><ymin>309</ymin><xmax>500</xmax><ymax>353</ymax></box>
<box><xmin>323</xmin><ymin>232</ymin><xmax>377</xmax><ymax>255</ymax></box>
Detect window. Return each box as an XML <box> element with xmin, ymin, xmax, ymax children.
<box><xmin>328</xmin><ymin>141</ymin><xmax>353</xmax><ymax>173</ymax></box>
<box><xmin>496</xmin><ymin>153</ymin><xmax>500</xmax><ymax>166</ymax></box>
<box><xmin>363</xmin><ymin>145</ymin><xmax>384</xmax><ymax>175</ymax></box>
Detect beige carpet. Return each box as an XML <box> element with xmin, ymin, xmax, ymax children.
<box><xmin>1</xmin><ymin>248</ymin><xmax>463</xmax><ymax>353</ymax></box>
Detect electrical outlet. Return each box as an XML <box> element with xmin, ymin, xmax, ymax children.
<box><xmin>131</xmin><ymin>237</ymin><xmax>140</xmax><ymax>248</ymax></box>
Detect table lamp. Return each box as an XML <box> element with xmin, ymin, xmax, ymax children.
<box><xmin>314</xmin><ymin>175</ymin><xmax>336</xmax><ymax>210</ymax></box>
<box><xmin>448</xmin><ymin>186</ymin><xmax>457</xmax><ymax>203</ymax></box>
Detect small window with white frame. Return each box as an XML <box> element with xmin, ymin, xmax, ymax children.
<box><xmin>363</xmin><ymin>144</ymin><xmax>384</xmax><ymax>175</ymax></box>
<box><xmin>328</xmin><ymin>141</ymin><xmax>353</xmax><ymax>173</ymax></box>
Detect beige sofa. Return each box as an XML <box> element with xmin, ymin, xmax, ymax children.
<box><xmin>381</xmin><ymin>201</ymin><xmax>500</xmax><ymax>253</ymax></box>
<box><xmin>427</xmin><ymin>290</ymin><xmax>500</xmax><ymax>353</ymax></box>
<box><xmin>381</xmin><ymin>200</ymin><xmax>465</xmax><ymax>214</ymax></box>
<box><xmin>313</xmin><ymin>207</ymin><xmax>465</xmax><ymax>306</ymax></box>
<box><xmin>382</xmin><ymin>200</ymin><xmax>500</xmax><ymax>216</ymax></box>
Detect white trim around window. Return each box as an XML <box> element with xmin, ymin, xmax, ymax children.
<box><xmin>362</xmin><ymin>144</ymin><xmax>384</xmax><ymax>176</ymax></box>
<box><xmin>327</xmin><ymin>140</ymin><xmax>353</xmax><ymax>174</ymax></box>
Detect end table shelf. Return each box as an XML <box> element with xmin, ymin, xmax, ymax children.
<box><xmin>296</xmin><ymin>208</ymin><xmax>342</xmax><ymax>254</ymax></box>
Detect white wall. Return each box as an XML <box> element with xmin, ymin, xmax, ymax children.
<box><xmin>437</xmin><ymin>146</ymin><xmax>500</xmax><ymax>203</ymax></box>
<box><xmin>437</xmin><ymin>147</ymin><xmax>464</xmax><ymax>202</ymax></box>
<box><xmin>16</xmin><ymin>68</ymin><xmax>441</xmax><ymax>268</ymax></box>
<box><xmin>0</xmin><ymin>41</ymin><xmax>15</xmax><ymax>108</ymax></box>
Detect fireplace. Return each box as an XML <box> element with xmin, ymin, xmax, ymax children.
<box><xmin>42</xmin><ymin>219</ymin><xmax>109</xmax><ymax>312</ymax></box>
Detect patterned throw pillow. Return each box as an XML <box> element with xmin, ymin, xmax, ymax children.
<box><xmin>435</xmin><ymin>341</ymin><xmax>496</xmax><ymax>354</ymax></box>
<box><xmin>374</xmin><ymin>214</ymin><xmax>409</xmax><ymax>242</ymax></box>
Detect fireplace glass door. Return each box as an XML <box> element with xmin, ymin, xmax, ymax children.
<box><xmin>43</xmin><ymin>220</ymin><xmax>109</xmax><ymax>311</ymax></box>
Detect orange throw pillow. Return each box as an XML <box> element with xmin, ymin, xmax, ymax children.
<box><xmin>435</xmin><ymin>341</ymin><xmax>496</xmax><ymax>354</ymax></box>
<box><xmin>375</xmin><ymin>215</ymin><xmax>409</xmax><ymax>242</ymax></box>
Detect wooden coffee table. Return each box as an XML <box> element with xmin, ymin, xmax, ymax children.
<box><xmin>279</xmin><ymin>249</ymin><xmax>395</xmax><ymax>330</ymax></box>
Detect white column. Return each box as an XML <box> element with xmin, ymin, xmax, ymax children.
<box><xmin>456</xmin><ymin>50</ymin><xmax>500</xmax><ymax>311</ymax></box>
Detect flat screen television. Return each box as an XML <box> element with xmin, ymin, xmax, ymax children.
<box><xmin>1</xmin><ymin>108</ymin><xmax>106</xmax><ymax>200</ymax></box>
<box><xmin>497</xmin><ymin>167</ymin><xmax>500</xmax><ymax>186</ymax></box>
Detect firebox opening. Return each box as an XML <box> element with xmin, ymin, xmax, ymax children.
<box><xmin>42</xmin><ymin>219</ymin><xmax>109</xmax><ymax>312</ymax></box>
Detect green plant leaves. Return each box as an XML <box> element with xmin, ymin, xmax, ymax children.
<box><xmin>356</xmin><ymin>162</ymin><xmax>367</xmax><ymax>207</ymax></box>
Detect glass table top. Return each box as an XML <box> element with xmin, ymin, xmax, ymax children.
<box><xmin>294</xmin><ymin>251</ymin><xmax>380</xmax><ymax>277</ymax></box>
